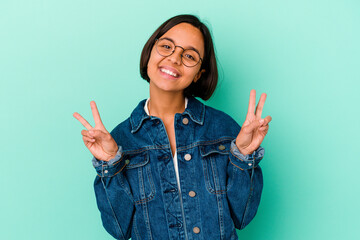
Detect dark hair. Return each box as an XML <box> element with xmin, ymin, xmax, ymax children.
<box><xmin>140</xmin><ymin>14</ymin><xmax>218</xmax><ymax>100</ymax></box>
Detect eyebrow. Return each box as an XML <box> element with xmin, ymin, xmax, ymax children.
<box><xmin>162</xmin><ymin>37</ymin><xmax>202</xmax><ymax>56</ymax></box>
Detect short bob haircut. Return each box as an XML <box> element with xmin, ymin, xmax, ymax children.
<box><xmin>140</xmin><ymin>14</ymin><xmax>218</xmax><ymax>101</ymax></box>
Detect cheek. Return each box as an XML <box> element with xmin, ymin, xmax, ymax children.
<box><xmin>148</xmin><ymin>49</ymin><xmax>163</xmax><ymax>69</ymax></box>
<box><xmin>147</xmin><ymin>52</ymin><xmax>158</xmax><ymax>77</ymax></box>
<box><xmin>188</xmin><ymin>67</ymin><xmax>201</xmax><ymax>80</ymax></box>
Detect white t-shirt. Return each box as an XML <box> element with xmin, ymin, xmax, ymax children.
<box><xmin>144</xmin><ymin>98</ymin><xmax>188</xmax><ymax>193</ymax></box>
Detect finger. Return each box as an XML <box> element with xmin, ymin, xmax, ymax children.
<box><xmin>73</xmin><ymin>112</ymin><xmax>93</xmax><ymax>130</ymax></box>
<box><xmin>244</xmin><ymin>118</ymin><xmax>263</xmax><ymax>133</ymax></box>
<box><xmin>90</xmin><ymin>101</ymin><xmax>104</xmax><ymax>126</ymax></box>
<box><xmin>83</xmin><ymin>135</ymin><xmax>95</xmax><ymax>143</ymax></box>
<box><xmin>263</xmin><ymin>115</ymin><xmax>272</xmax><ymax>125</ymax></box>
<box><xmin>89</xmin><ymin>129</ymin><xmax>108</xmax><ymax>140</ymax></box>
<box><xmin>259</xmin><ymin>125</ymin><xmax>269</xmax><ymax>131</ymax></box>
<box><xmin>259</xmin><ymin>126</ymin><xmax>269</xmax><ymax>136</ymax></box>
<box><xmin>246</xmin><ymin>89</ymin><xmax>256</xmax><ymax>117</ymax></box>
<box><xmin>255</xmin><ymin>93</ymin><xmax>267</xmax><ymax>118</ymax></box>
<box><xmin>81</xmin><ymin>129</ymin><xmax>94</xmax><ymax>138</ymax></box>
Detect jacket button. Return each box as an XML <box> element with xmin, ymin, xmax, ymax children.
<box><xmin>182</xmin><ymin>118</ymin><xmax>189</xmax><ymax>125</ymax></box>
<box><xmin>218</xmin><ymin>145</ymin><xmax>225</xmax><ymax>150</ymax></box>
<box><xmin>193</xmin><ymin>227</ymin><xmax>200</xmax><ymax>234</ymax></box>
<box><xmin>184</xmin><ymin>154</ymin><xmax>192</xmax><ymax>161</ymax></box>
<box><xmin>188</xmin><ymin>191</ymin><xmax>196</xmax><ymax>197</ymax></box>
<box><xmin>125</xmin><ymin>159</ymin><xmax>130</xmax><ymax>165</ymax></box>
<box><xmin>104</xmin><ymin>170</ymin><xmax>108</xmax><ymax>174</ymax></box>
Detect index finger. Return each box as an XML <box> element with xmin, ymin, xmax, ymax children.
<box><xmin>73</xmin><ymin>112</ymin><xmax>93</xmax><ymax>130</ymax></box>
<box><xmin>247</xmin><ymin>89</ymin><xmax>256</xmax><ymax>116</ymax></box>
<box><xmin>90</xmin><ymin>101</ymin><xmax>104</xmax><ymax>126</ymax></box>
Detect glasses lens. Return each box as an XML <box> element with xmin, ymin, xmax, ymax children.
<box><xmin>156</xmin><ymin>39</ymin><xmax>174</xmax><ymax>56</ymax></box>
<box><xmin>182</xmin><ymin>49</ymin><xmax>200</xmax><ymax>67</ymax></box>
<box><xmin>156</xmin><ymin>38</ymin><xmax>201</xmax><ymax>67</ymax></box>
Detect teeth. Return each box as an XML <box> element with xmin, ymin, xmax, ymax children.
<box><xmin>161</xmin><ymin>68</ymin><xmax>178</xmax><ymax>77</ymax></box>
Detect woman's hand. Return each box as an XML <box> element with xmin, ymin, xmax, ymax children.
<box><xmin>236</xmin><ymin>90</ymin><xmax>272</xmax><ymax>155</ymax></box>
<box><xmin>73</xmin><ymin>101</ymin><xmax>118</xmax><ymax>161</ymax></box>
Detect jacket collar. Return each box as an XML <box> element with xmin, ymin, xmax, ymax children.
<box><xmin>130</xmin><ymin>96</ymin><xmax>205</xmax><ymax>133</ymax></box>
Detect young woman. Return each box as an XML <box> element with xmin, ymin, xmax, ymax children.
<box><xmin>74</xmin><ymin>14</ymin><xmax>271</xmax><ymax>240</ymax></box>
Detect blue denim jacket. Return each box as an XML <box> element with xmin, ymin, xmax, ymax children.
<box><xmin>92</xmin><ymin>96</ymin><xmax>264</xmax><ymax>240</ymax></box>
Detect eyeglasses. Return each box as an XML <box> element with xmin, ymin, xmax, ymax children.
<box><xmin>155</xmin><ymin>38</ymin><xmax>203</xmax><ymax>67</ymax></box>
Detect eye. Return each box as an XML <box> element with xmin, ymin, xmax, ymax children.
<box><xmin>162</xmin><ymin>44</ymin><xmax>172</xmax><ymax>50</ymax></box>
<box><xmin>184</xmin><ymin>53</ymin><xmax>195</xmax><ymax>61</ymax></box>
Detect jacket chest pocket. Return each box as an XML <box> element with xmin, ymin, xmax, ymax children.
<box><xmin>123</xmin><ymin>151</ymin><xmax>156</xmax><ymax>204</ymax></box>
<box><xmin>200</xmin><ymin>140</ymin><xmax>232</xmax><ymax>194</ymax></box>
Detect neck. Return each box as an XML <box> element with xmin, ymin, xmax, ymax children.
<box><xmin>148</xmin><ymin>86</ymin><xmax>186</xmax><ymax>119</ymax></box>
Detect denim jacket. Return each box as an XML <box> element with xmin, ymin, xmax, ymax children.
<box><xmin>92</xmin><ymin>96</ymin><xmax>264</xmax><ymax>240</ymax></box>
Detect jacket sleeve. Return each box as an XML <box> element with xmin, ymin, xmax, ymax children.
<box><xmin>226</xmin><ymin>139</ymin><xmax>264</xmax><ymax>230</ymax></box>
<box><xmin>92</xmin><ymin>146</ymin><xmax>135</xmax><ymax>240</ymax></box>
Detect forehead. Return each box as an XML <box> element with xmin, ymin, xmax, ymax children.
<box><xmin>160</xmin><ymin>23</ymin><xmax>204</xmax><ymax>56</ymax></box>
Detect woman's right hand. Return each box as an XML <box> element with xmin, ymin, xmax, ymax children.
<box><xmin>73</xmin><ymin>101</ymin><xmax>118</xmax><ymax>162</ymax></box>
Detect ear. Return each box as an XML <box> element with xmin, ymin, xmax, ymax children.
<box><xmin>194</xmin><ymin>69</ymin><xmax>206</xmax><ymax>83</ymax></box>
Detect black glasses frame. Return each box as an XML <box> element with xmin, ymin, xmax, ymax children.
<box><xmin>155</xmin><ymin>38</ymin><xmax>203</xmax><ymax>67</ymax></box>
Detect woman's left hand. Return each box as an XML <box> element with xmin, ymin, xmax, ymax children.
<box><xmin>235</xmin><ymin>89</ymin><xmax>272</xmax><ymax>155</ymax></box>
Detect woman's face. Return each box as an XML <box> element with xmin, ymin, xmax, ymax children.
<box><xmin>147</xmin><ymin>23</ymin><xmax>205</xmax><ymax>94</ymax></box>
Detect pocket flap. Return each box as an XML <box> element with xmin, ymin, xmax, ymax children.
<box><xmin>200</xmin><ymin>139</ymin><xmax>232</xmax><ymax>157</ymax></box>
<box><xmin>124</xmin><ymin>151</ymin><xmax>149</xmax><ymax>169</ymax></box>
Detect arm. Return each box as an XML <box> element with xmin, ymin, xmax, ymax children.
<box><xmin>227</xmin><ymin>140</ymin><xmax>264</xmax><ymax>229</ymax></box>
<box><xmin>227</xmin><ymin>89</ymin><xmax>271</xmax><ymax>229</ymax></box>
<box><xmin>73</xmin><ymin>101</ymin><xmax>134</xmax><ymax>239</ymax></box>
<box><xmin>93</xmin><ymin>146</ymin><xmax>135</xmax><ymax>240</ymax></box>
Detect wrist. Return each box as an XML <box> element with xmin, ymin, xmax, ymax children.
<box><xmin>235</xmin><ymin>141</ymin><xmax>251</xmax><ymax>155</ymax></box>
<box><xmin>238</xmin><ymin>148</ymin><xmax>252</xmax><ymax>156</ymax></box>
<box><xmin>105</xmin><ymin>146</ymin><xmax>119</xmax><ymax>161</ymax></box>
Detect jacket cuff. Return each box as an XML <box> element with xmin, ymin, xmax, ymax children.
<box><xmin>229</xmin><ymin>140</ymin><xmax>264</xmax><ymax>170</ymax></box>
<box><xmin>92</xmin><ymin>146</ymin><xmax>126</xmax><ymax>177</ymax></box>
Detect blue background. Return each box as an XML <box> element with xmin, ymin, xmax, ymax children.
<box><xmin>1</xmin><ymin>0</ymin><xmax>359</xmax><ymax>239</ymax></box>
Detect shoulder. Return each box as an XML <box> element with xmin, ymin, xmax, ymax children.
<box><xmin>205</xmin><ymin>105</ymin><xmax>239</xmax><ymax>125</ymax></box>
<box><xmin>202</xmin><ymin>103</ymin><xmax>241</xmax><ymax>138</ymax></box>
<box><xmin>109</xmin><ymin>99</ymin><xmax>147</xmax><ymax>143</ymax></box>
<box><xmin>109</xmin><ymin>117</ymin><xmax>131</xmax><ymax>143</ymax></box>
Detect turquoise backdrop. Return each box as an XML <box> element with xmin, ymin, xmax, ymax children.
<box><xmin>1</xmin><ymin>0</ymin><xmax>359</xmax><ymax>239</ymax></box>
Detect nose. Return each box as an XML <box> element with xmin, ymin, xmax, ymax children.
<box><xmin>166</xmin><ymin>47</ymin><xmax>182</xmax><ymax>65</ymax></box>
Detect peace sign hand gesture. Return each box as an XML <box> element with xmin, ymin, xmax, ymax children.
<box><xmin>235</xmin><ymin>90</ymin><xmax>272</xmax><ymax>155</ymax></box>
<box><xmin>73</xmin><ymin>101</ymin><xmax>118</xmax><ymax>161</ymax></box>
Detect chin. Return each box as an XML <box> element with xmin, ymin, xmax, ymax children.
<box><xmin>150</xmin><ymin>81</ymin><xmax>181</xmax><ymax>93</ymax></box>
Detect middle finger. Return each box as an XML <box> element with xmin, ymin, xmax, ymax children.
<box><xmin>90</xmin><ymin>101</ymin><xmax>104</xmax><ymax>126</ymax></box>
<box><xmin>255</xmin><ymin>93</ymin><xmax>267</xmax><ymax>118</ymax></box>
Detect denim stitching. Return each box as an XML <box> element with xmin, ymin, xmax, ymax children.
<box><xmin>211</xmin><ymin>157</ymin><xmax>225</xmax><ymax>239</ymax></box>
<box><xmin>101</xmin><ymin>178</ymin><xmax>125</xmax><ymax>240</ymax></box>
<box><xmin>142</xmin><ymin>198</ymin><xmax>153</xmax><ymax>240</ymax></box>
<box><xmin>114</xmin><ymin>137</ymin><xmax>234</xmax><ymax>155</ymax></box>
<box><xmin>177</xmin><ymin>137</ymin><xmax>233</xmax><ymax>152</ymax></box>
<box><xmin>133</xmin><ymin>162</ymin><xmax>155</xmax><ymax>205</ymax></box>
<box><xmin>229</xmin><ymin>159</ymin><xmax>244</xmax><ymax>170</ymax></box>
<box><xmin>115</xmin><ymin>173</ymin><xmax>134</xmax><ymax>202</ymax></box>
<box><xmin>240</xmin><ymin>166</ymin><xmax>255</xmax><ymax>229</ymax></box>
<box><xmin>133</xmin><ymin>213</ymin><xmax>140</xmax><ymax>240</ymax></box>
<box><xmin>201</xmin><ymin>155</ymin><xmax>214</xmax><ymax>194</ymax></box>
<box><xmin>137</xmin><ymin>165</ymin><xmax>153</xmax><ymax>239</ymax></box>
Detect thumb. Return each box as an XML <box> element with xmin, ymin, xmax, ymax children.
<box><xmin>244</xmin><ymin>119</ymin><xmax>264</xmax><ymax>133</ymax></box>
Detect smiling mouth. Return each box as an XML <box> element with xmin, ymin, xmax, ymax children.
<box><xmin>160</xmin><ymin>68</ymin><xmax>180</xmax><ymax>78</ymax></box>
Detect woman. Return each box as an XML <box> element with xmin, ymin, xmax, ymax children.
<box><xmin>74</xmin><ymin>14</ymin><xmax>271</xmax><ymax>240</ymax></box>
